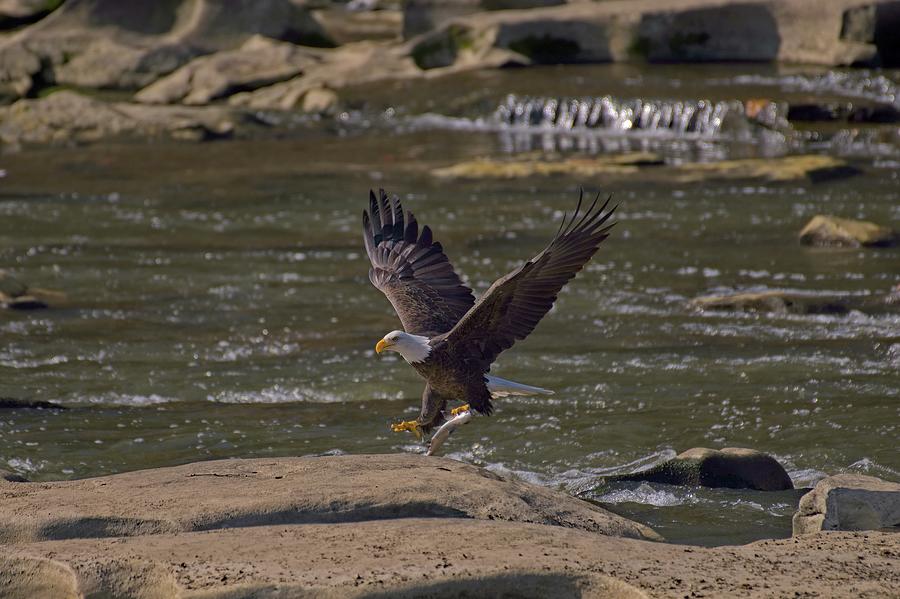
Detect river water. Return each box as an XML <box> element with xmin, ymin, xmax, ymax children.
<box><xmin>1</xmin><ymin>64</ymin><xmax>898</xmax><ymax>546</ymax></box>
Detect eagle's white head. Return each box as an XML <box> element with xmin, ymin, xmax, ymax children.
<box><xmin>375</xmin><ymin>330</ymin><xmax>432</xmax><ymax>364</ymax></box>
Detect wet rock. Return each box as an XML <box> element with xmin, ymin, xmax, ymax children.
<box><xmin>432</xmin><ymin>152</ymin><xmax>661</xmax><ymax>180</ymax></box>
<box><xmin>135</xmin><ymin>36</ymin><xmax>324</xmax><ymax>105</ymax></box>
<box><xmin>787</xmin><ymin>102</ymin><xmax>900</xmax><ymax>124</ymax></box>
<box><xmin>793</xmin><ymin>474</ymin><xmax>900</xmax><ymax>535</ymax></box>
<box><xmin>690</xmin><ymin>290</ymin><xmax>852</xmax><ymax>316</ymax></box>
<box><xmin>0</xmin><ymin>0</ymin><xmax>330</xmax><ymax>100</ymax></box>
<box><xmin>0</xmin><ymin>454</ymin><xmax>660</xmax><ymax>543</ymax></box>
<box><xmin>691</xmin><ymin>287</ymin><xmax>900</xmax><ymax>317</ymax></box>
<box><xmin>0</xmin><ymin>469</ymin><xmax>27</xmax><ymax>483</ymax></box>
<box><xmin>0</xmin><ymin>270</ymin><xmax>64</xmax><ymax>309</ymax></box>
<box><xmin>671</xmin><ymin>155</ymin><xmax>862</xmax><ymax>183</ymax></box>
<box><xmin>433</xmin><ymin>154</ymin><xmax>858</xmax><ymax>184</ymax></box>
<box><xmin>0</xmin><ymin>269</ymin><xmax>27</xmax><ymax>297</ymax></box>
<box><xmin>0</xmin><ymin>397</ymin><xmax>67</xmax><ymax>410</ymax></box>
<box><xmin>603</xmin><ymin>448</ymin><xmax>794</xmax><ymax>492</ymax></box>
<box><xmin>0</xmin><ymin>91</ymin><xmax>253</xmax><ymax>145</ymax></box>
<box><xmin>799</xmin><ymin>215</ymin><xmax>899</xmax><ymax>248</ymax></box>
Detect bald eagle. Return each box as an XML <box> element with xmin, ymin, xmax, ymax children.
<box><xmin>363</xmin><ymin>189</ymin><xmax>617</xmax><ymax>440</ymax></box>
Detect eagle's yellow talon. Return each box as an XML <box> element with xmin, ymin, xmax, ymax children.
<box><xmin>391</xmin><ymin>419</ymin><xmax>422</xmax><ymax>440</ymax></box>
<box><xmin>450</xmin><ymin>404</ymin><xmax>470</xmax><ymax>416</ymax></box>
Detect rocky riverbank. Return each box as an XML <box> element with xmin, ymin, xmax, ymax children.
<box><xmin>2</xmin><ymin>0</ymin><xmax>900</xmax><ymax>148</ymax></box>
<box><xmin>1</xmin><ymin>454</ymin><xmax>898</xmax><ymax>598</ymax></box>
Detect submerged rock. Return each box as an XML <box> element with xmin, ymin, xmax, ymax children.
<box><xmin>690</xmin><ymin>290</ymin><xmax>852</xmax><ymax>316</ymax></box>
<box><xmin>432</xmin><ymin>152</ymin><xmax>661</xmax><ymax>180</ymax></box>
<box><xmin>0</xmin><ymin>270</ymin><xmax>63</xmax><ymax>309</ymax></box>
<box><xmin>799</xmin><ymin>215</ymin><xmax>899</xmax><ymax>248</ymax></box>
<box><xmin>793</xmin><ymin>474</ymin><xmax>900</xmax><ymax>535</ymax></box>
<box><xmin>603</xmin><ymin>447</ymin><xmax>794</xmax><ymax>492</ymax></box>
<box><xmin>691</xmin><ymin>288</ymin><xmax>900</xmax><ymax>317</ymax></box>
<box><xmin>432</xmin><ymin>154</ymin><xmax>859</xmax><ymax>184</ymax></box>
<box><xmin>0</xmin><ymin>397</ymin><xmax>66</xmax><ymax>410</ymax></box>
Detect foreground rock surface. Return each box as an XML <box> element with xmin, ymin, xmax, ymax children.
<box><xmin>2</xmin><ymin>455</ymin><xmax>898</xmax><ymax>598</ymax></box>
<box><xmin>603</xmin><ymin>447</ymin><xmax>794</xmax><ymax>491</ymax></box>
<box><xmin>793</xmin><ymin>473</ymin><xmax>900</xmax><ymax>535</ymax></box>
<box><xmin>0</xmin><ymin>454</ymin><xmax>658</xmax><ymax>543</ymax></box>
<box><xmin>4</xmin><ymin>520</ymin><xmax>897</xmax><ymax>598</ymax></box>
<box><xmin>799</xmin><ymin>214</ymin><xmax>899</xmax><ymax>248</ymax></box>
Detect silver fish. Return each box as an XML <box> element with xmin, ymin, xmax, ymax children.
<box><xmin>426</xmin><ymin>410</ymin><xmax>473</xmax><ymax>456</ymax></box>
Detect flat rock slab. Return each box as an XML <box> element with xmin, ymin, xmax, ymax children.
<box><xmin>0</xmin><ymin>454</ymin><xmax>658</xmax><ymax>544</ymax></box>
<box><xmin>793</xmin><ymin>473</ymin><xmax>900</xmax><ymax>535</ymax></box>
<box><xmin>431</xmin><ymin>155</ymin><xmax>860</xmax><ymax>184</ymax></box>
<box><xmin>4</xmin><ymin>520</ymin><xmax>898</xmax><ymax>598</ymax></box>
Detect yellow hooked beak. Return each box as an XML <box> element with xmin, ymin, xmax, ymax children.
<box><xmin>375</xmin><ymin>338</ymin><xmax>391</xmax><ymax>354</ymax></box>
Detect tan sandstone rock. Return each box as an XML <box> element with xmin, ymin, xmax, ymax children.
<box><xmin>793</xmin><ymin>473</ymin><xmax>900</xmax><ymax>535</ymax></box>
<box><xmin>0</xmin><ymin>454</ymin><xmax>659</xmax><ymax>544</ymax></box>
<box><xmin>799</xmin><ymin>214</ymin><xmax>899</xmax><ymax>248</ymax></box>
<box><xmin>0</xmin><ymin>91</ymin><xmax>247</xmax><ymax>145</ymax></box>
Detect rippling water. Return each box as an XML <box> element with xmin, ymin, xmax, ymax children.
<box><xmin>1</xmin><ymin>64</ymin><xmax>898</xmax><ymax>545</ymax></box>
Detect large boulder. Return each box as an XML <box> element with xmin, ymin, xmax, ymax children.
<box><xmin>229</xmin><ymin>40</ymin><xmax>419</xmax><ymax>110</ymax></box>
<box><xmin>0</xmin><ymin>90</ymin><xmax>250</xmax><ymax>146</ymax></box>
<box><xmin>793</xmin><ymin>474</ymin><xmax>900</xmax><ymax>535</ymax></box>
<box><xmin>0</xmin><ymin>0</ymin><xmax>330</xmax><ymax>100</ymax></box>
<box><xmin>0</xmin><ymin>454</ymin><xmax>659</xmax><ymax>543</ymax></box>
<box><xmin>799</xmin><ymin>215</ymin><xmax>899</xmax><ymax>248</ymax></box>
<box><xmin>409</xmin><ymin>0</ymin><xmax>900</xmax><ymax>70</ymax></box>
<box><xmin>602</xmin><ymin>447</ymin><xmax>794</xmax><ymax>491</ymax></box>
<box><xmin>135</xmin><ymin>35</ymin><xmax>324</xmax><ymax>105</ymax></box>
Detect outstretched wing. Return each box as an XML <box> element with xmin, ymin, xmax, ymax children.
<box><xmin>362</xmin><ymin>189</ymin><xmax>475</xmax><ymax>336</ymax></box>
<box><xmin>442</xmin><ymin>190</ymin><xmax>617</xmax><ymax>370</ymax></box>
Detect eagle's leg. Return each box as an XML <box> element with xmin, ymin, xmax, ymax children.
<box><xmin>450</xmin><ymin>404</ymin><xmax>470</xmax><ymax>416</ymax></box>
<box><xmin>390</xmin><ymin>419</ymin><xmax>422</xmax><ymax>440</ymax></box>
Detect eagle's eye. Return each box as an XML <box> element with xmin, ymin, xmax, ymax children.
<box><xmin>391</xmin><ymin>335</ymin><xmax>400</xmax><ymax>341</ymax></box>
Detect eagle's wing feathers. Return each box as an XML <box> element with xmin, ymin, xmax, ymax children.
<box><xmin>444</xmin><ymin>190</ymin><xmax>617</xmax><ymax>369</ymax></box>
<box><xmin>363</xmin><ymin>189</ymin><xmax>475</xmax><ymax>335</ymax></box>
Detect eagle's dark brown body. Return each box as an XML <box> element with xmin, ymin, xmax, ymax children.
<box><xmin>363</xmin><ymin>189</ymin><xmax>617</xmax><ymax>433</ymax></box>
<box><xmin>410</xmin><ymin>340</ymin><xmax>494</xmax><ymax>430</ymax></box>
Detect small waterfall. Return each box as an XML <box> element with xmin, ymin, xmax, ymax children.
<box><xmin>493</xmin><ymin>94</ymin><xmax>748</xmax><ymax>137</ymax></box>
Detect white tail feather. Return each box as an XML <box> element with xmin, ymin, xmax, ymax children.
<box><xmin>485</xmin><ymin>374</ymin><xmax>554</xmax><ymax>398</ymax></box>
